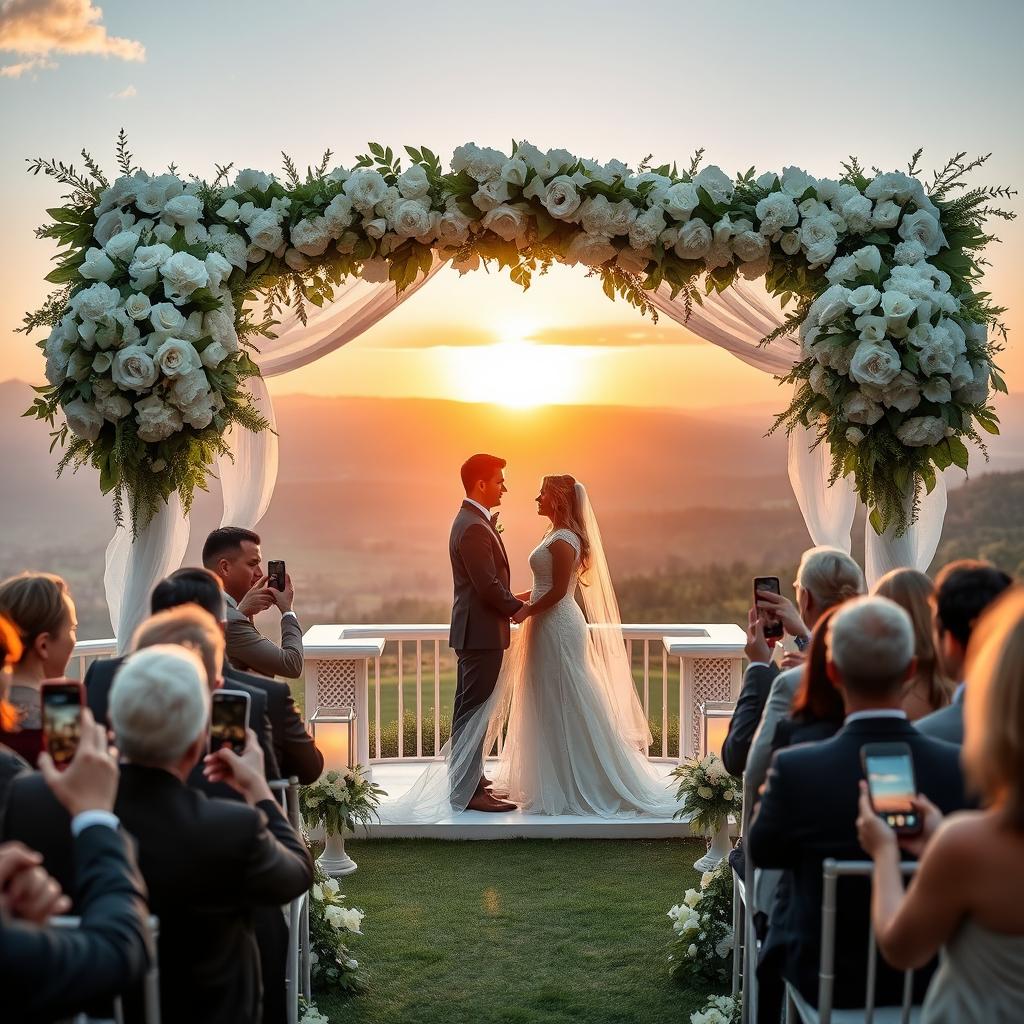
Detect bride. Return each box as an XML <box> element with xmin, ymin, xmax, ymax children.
<box><xmin>380</xmin><ymin>475</ymin><xmax>680</xmax><ymax>821</ymax></box>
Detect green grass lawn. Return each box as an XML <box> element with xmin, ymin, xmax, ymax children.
<box><xmin>316</xmin><ymin>837</ymin><xmax>714</xmax><ymax>1024</ymax></box>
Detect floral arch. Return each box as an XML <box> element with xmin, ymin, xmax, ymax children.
<box><xmin>23</xmin><ymin>135</ymin><xmax>1013</xmax><ymax>644</ymax></box>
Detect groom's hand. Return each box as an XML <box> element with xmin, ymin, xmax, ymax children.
<box><xmin>512</xmin><ymin>603</ymin><xmax>531</xmax><ymax>624</ymax></box>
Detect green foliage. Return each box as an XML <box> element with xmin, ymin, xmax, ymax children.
<box><xmin>671</xmin><ymin>756</ymin><xmax>741</xmax><ymax>833</ymax></box>
<box><xmin>667</xmin><ymin>859</ymin><xmax>734</xmax><ymax>988</ymax></box>
<box><xmin>301</xmin><ymin>766</ymin><xmax>387</xmax><ymax>836</ymax></box>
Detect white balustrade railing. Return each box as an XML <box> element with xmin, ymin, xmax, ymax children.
<box><xmin>68</xmin><ymin>638</ymin><xmax>119</xmax><ymax>680</ymax></box>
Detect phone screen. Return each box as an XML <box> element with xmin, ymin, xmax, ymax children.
<box><xmin>753</xmin><ymin>576</ymin><xmax>784</xmax><ymax>640</ymax></box>
<box><xmin>865</xmin><ymin>753</ymin><xmax>919</xmax><ymax>832</ymax></box>
<box><xmin>210</xmin><ymin>692</ymin><xmax>249</xmax><ymax>755</ymax></box>
<box><xmin>42</xmin><ymin>684</ymin><xmax>82</xmax><ymax>768</ymax></box>
<box><xmin>268</xmin><ymin>560</ymin><xmax>286</xmax><ymax>592</ymax></box>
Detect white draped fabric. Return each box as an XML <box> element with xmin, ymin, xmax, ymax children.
<box><xmin>104</xmin><ymin>264</ymin><xmax>947</xmax><ymax>642</ymax></box>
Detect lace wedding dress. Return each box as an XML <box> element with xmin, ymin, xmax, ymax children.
<box><xmin>490</xmin><ymin>528</ymin><xmax>680</xmax><ymax>817</ymax></box>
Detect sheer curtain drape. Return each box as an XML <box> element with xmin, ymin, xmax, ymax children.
<box><xmin>105</xmin><ymin>264</ymin><xmax>947</xmax><ymax>645</ymax></box>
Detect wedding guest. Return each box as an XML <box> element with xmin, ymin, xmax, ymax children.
<box><xmin>740</xmin><ymin>547</ymin><xmax>865</xmax><ymax>809</ymax></box>
<box><xmin>857</xmin><ymin>586</ymin><xmax>1024</xmax><ymax>1021</ymax></box>
<box><xmin>0</xmin><ymin>614</ymin><xmax>28</xmax><ymax>813</ymax></box>
<box><xmin>202</xmin><ymin>527</ymin><xmax>304</xmax><ymax>679</ymax></box>
<box><xmin>748</xmin><ymin>597</ymin><xmax>966</xmax><ymax>1011</ymax></box>
<box><xmin>0</xmin><ymin>706</ymin><xmax>149</xmax><ymax>1022</ymax></box>
<box><xmin>0</xmin><ymin>572</ymin><xmax>78</xmax><ymax>766</ymax></box>
<box><xmin>872</xmin><ymin>568</ymin><xmax>952</xmax><ymax>720</ymax></box>
<box><xmin>916</xmin><ymin>559</ymin><xmax>1012</xmax><ymax>744</ymax></box>
<box><xmin>3</xmin><ymin>645</ymin><xmax>313</xmax><ymax>1024</ymax></box>
<box><xmin>723</xmin><ymin>547</ymin><xmax>864</xmax><ymax>778</ymax></box>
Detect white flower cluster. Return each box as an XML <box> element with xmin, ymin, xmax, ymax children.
<box><xmin>667</xmin><ymin>869</ymin><xmax>734</xmax><ymax>966</ymax></box>
<box><xmin>298</xmin><ymin>1003</ymin><xmax>329</xmax><ymax>1024</ymax></box>
<box><xmin>690</xmin><ymin>995</ymin><xmax>740</xmax><ymax>1024</ymax></box>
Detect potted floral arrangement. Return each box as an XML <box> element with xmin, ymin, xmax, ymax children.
<box><xmin>300</xmin><ymin>765</ymin><xmax>386</xmax><ymax>876</ymax></box>
<box><xmin>670</xmin><ymin>754</ymin><xmax>741</xmax><ymax>870</ymax></box>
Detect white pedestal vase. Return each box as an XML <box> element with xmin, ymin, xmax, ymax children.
<box><xmin>318</xmin><ymin>827</ymin><xmax>357</xmax><ymax>877</ymax></box>
<box><xmin>693</xmin><ymin>816</ymin><xmax>732</xmax><ymax>872</ymax></box>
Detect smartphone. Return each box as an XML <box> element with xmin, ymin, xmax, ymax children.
<box><xmin>753</xmin><ymin>576</ymin><xmax>785</xmax><ymax>640</ymax></box>
<box><xmin>210</xmin><ymin>689</ymin><xmax>251</xmax><ymax>756</ymax></box>
<box><xmin>267</xmin><ymin>559</ymin><xmax>286</xmax><ymax>592</ymax></box>
<box><xmin>861</xmin><ymin>741</ymin><xmax>922</xmax><ymax>836</ymax></box>
<box><xmin>41</xmin><ymin>680</ymin><xmax>84</xmax><ymax>770</ymax></box>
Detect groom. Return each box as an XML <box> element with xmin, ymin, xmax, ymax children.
<box><xmin>449</xmin><ymin>454</ymin><xmax>526</xmax><ymax>812</ymax></box>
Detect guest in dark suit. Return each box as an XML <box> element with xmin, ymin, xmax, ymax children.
<box><xmin>0</xmin><ymin>707</ymin><xmax>149</xmax><ymax>1022</ymax></box>
<box><xmin>3</xmin><ymin>646</ymin><xmax>313</xmax><ymax>1024</ymax></box>
<box><xmin>916</xmin><ymin>559</ymin><xmax>1012</xmax><ymax>745</ymax></box>
<box><xmin>448</xmin><ymin>454</ymin><xmax>524</xmax><ymax>812</ymax></box>
<box><xmin>85</xmin><ymin>567</ymin><xmax>322</xmax><ymax>783</ymax></box>
<box><xmin>202</xmin><ymin>527</ymin><xmax>304</xmax><ymax>679</ymax></box>
<box><xmin>748</xmin><ymin>596</ymin><xmax>967</xmax><ymax>1012</ymax></box>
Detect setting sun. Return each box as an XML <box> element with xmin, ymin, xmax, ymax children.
<box><xmin>444</xmin><ymin>338</ymin><xmax>587</xmax><ymax>408</ymax></box>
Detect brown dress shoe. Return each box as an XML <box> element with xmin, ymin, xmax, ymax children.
<box><xmin>465</xmin><ymin>791</ymin><xmax>517</xmax><ymax>812</ymax></box>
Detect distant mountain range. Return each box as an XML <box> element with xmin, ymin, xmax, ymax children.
<box><xmin>2</xmin><ymin>379</ymin><xmax>1022</xmax><ymax>638</ymax></box>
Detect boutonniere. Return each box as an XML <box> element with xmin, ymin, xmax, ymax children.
<box><xmin>490</xmin><ymin>513</ymin><xmax>504</xmax><ymax>535</ymax></box>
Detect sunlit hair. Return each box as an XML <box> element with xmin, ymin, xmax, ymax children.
<box><xmin>797</xmin><ymin>547</ymin><xmax>865</xmax><ymax>611</ymax></box>
<box><xmin>130</xmin><ymin>605</ymin><xmax>224</xmax><ymax>691</ymax></box>
<box><xmin>541</xmin><ymin>474</ymin><xmax>591</xmax><ymax>576</ymax></box>
<box><xmin>827</xmin><ymin>596</ymin><xmax>914</xmax><ymax>697</ymax></box>
<box><xmin>963</xmin><ymin>586</ymin><xmax>1024</xmax><ymax>829</ymax></box>
<box><xmin>460</xmin><ymin>453</ymin><xmax>505</xmax><ymax>493</ymax></box>
<box><xmin>790</xmin><ymin>605</ymin><xmax>845</xmax><ymax>724</ymax></box>
<box><xmin>110</xmin><ymin>645</ymin><xmax>210</xmax><ymax>766</ymax></box>
<box><xmin>873</xmin><ymin>567</ymin><xmax>952</xmax><ymax>712</ymax></box>
<box><xmin>0</xmin><ymin>613</ymin><xmax>23</xmax><ymax>731</ymax></box>
<box><xmin>0</xmin><ymin>572</ymin><xmax>71</xmax><ymax>664</ymax></box>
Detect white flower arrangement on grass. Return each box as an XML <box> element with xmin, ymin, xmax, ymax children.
<box><xmin>300</xmin><ymin>764</ymin><xmax>387</xmax><ymax>837</ymax></box>
<box><xmin>667</xmin><ymin>859</ymin><xmax>734</xmax><ymax>987</ymax></box>
<box><xmin>306</xmin><ymin>863</ymin><xmax>367</xmax><ymax>994</ymax></box>
<box><xmin>24</xmin><ymin>135</ymin><xmax>1013</xmax><ymax>535</ymax></box>
<box><xmin>670</xmin><ymin>754</ymin><xmax>742</xmax><ymax>833</ymax></box>
<box><xmin>690</xmin><ymin>994</ymin><xmax>740</xmax><ymax>1024</ymax></box>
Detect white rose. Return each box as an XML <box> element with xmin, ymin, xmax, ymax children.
<box><xmin>162</xmin><ymin>193</ymin><xmax>203</xmax><ymax>229</ymax></box>
<box><xmin>949</xmin><ymin>355</ymin><xmax>974</xmax><ymax>390</ymax></box>
<box><xmin>882</xmin><ymin>370</ymin><xmax>921</xmax><ymax>412</ymax></box>
<box><xmin>451</xmin><ymin>143</ymin><xmax>505</xmax><ymax>183</ymax></box>
<box><xmin>896</xmin><ymin>415</ymin><xmax>946</xmax><ymax>447</ymax></box>
<box><xmin>662</xmin><ymin>182</ymin><xmax>700</xmax><ymax>221</ymax></box>
<box><xmin>287</xmin><ymin>216</ymin><xmax>330</xmax><ymax>257</ymax></box>
<box><xmin>112</xmin><ymin>345</ymin><xmax>159</xmax><ymax>392</ymax></box>
<box><xmin>899</xmin><ymin>209</ymin><xmax>947</xmax><ymax>256</ymax></box>
<box><xmin>203</xmin><ymin>307</ymin><xmax>239</xmax><ymax>352</ymax></box>
<box><xmin>754</xmin><ymin>191</ymin><xmax>799</xmax><ymax>235</ymax></box>
<box><xmin>800</xmin><ymin>216</ymin><xmax>839</xmax><ymax>267</ymax></box>
<box><xmin>134</xmin><ymin>180</ymin><xmax>168</xmax><ymax>216</ymax></box>
<box><xmin>846</xmin><ymin>426</ymin><xmax>866</xmax><ymax>444</ymax></box>
<box><xmin>94</xmin><ymin>206</ymin><xmax>137</xmax><ymax>246</ymax></box>
<box><xmin>129</xmin><ymin>243</ymin><xmax>174</xmax><ymax>289</ymax></box>
<box><xmin>324</xmin><ymin>193</ymin><xmax>354</xmax><ymax>234</ymax></box>
<box><xmin>673</xmin><ymin>218</ymin><xmax>712</xmax><ymax>260</ymax></box>
<box><xmin>824</xmin><ymin>255</ymin><xmax>858</xmax><ymax>285</ymax></box>
<box><xmin>149</xmin><ymin>302</ymin><xmax>186</xmax><ymax>338</ymax></box>
<box><xmin>119</xmin><ymin>292</ymin><xmax>149</xmax><ymax>322</ymax></box>
<box><xmin>841</xmin><ymin>193</ymin><xmax>873</xmax><ymax>233</ymax></box>
<box><xmin>79</xmin><ymin>247</ymin><xmax>116</xmax><ymax>282</ymax></box>
<box><xmin>843</xmin><ymin>391</ymin><xmax>885</xmax><ymax>425</ymax></box>
<box><xmin>104</xmin><ymin>229</ymin><xmax>141</xmax><ymax>263</ymax></box>
<box><xmin>134</xmin><ymin>394</ymin><xmax>183</xmax><ymax>442</ymax></box>
<box><xmin>779</xmin><ymin>231</ymin><xmax>801</xmax><ymax>256</ymax></box>
<box><xmin>65</xmin><ymin>349</ymin><xmax>92</xmax><ymax>381</ymax></box>
<box><xmin>847</xmin><ymin>285</ymin><xmax>881</xmax><ymax>316</ymax></box>
<box><xmin>629</xmin><ymin>207</ymin><xmax>666</xmax><ymax>250</ymax></box>
<box><xmin>780</xmin><ymin>165</ymin><xmax>817</xmax><ymax>198</ymax></box>
<box><xmin>615</xmin><ymin>246</ymin><xmax>650</xmax><ymax>275</ymax></box>
<box><xmin>234</xmin><ymin>168</ymin><xmax>274</xmax><ymax>191</ymax></box>
<box><xmin>92</xmin><ymin>351</ymin><xmax>112</xmax><ymax>373</ymax></box>
<box><xmin>880</xmin><ymin>290</ymin><xmax>915</xmax><ymax>337</ymax></box>
<box><xmin>918</xmin><ymin>336</ymin><xmax>957</xmax><ymax>377</ymax></box>
<box><xmin>732</xmin><ymin>230</ymin><xmax>769</xmax><ymax>263</ymax></box>
<box><xmin>852</xmin><ymin>245</ymin><xmax>882</xmax><ymax>275</ymax></box>
<box><xmin>894</xmin><ymin>240</ymin><xmax>926</xmax><ymax>265</ymax></box>
<box><xmin>342</xmin><ymin>168</ymin><xmax>389</xmax><ymax>212</ymax></box>
<box><xmin>168</xmin><ymin>367</ymin><xmax>210</xmax><ymax>409</ymax></box>
<box><xmin>809</xmin><ymin>285</ymin><xmax>852</xmax><ymax>327</ymax></box>
<box><xmin>246</xmin><ymin>210</ymin><xmax>285</xmax><ymax>253</ymax></box>
<box><xmin>94</xmin><ymin>389</ymin><xmax>132</xmax><ymax>422</ymax></box>
<box><xmin>922</xmin><ymin>378</ymin><xmax>952</xmax><ymax>404</ymax></box>
<box><xmin>808</xmin><ymin>362</ymin><xmax>832</xmax><ymax>394</ymax></box>
<box><xmin>200</xmin><ymin>253</ymin><xmax>231</xmax><ymax>295</ymax></box>
<box><xmin>564</xmin><ymin>232</ymin><xmax>616</xmax><ymax>267</ymax></box>
<box><xmin>542</xmin><ymin>176</ymin><xmax>582</xmax><ymax>220</ymax></box>
<box><xmin>693</xmin><ymin>165</ymin><xmax>735</xmax><ymax>204</ymax></box>
<box><xmin>363</xmin><ymin>217</ymin><xmax>387</xmax><ymax>239</ymax></box>
<box><xmin>158</xmin><ymin>252</ymin><xmax>209</xmax><ymax>303</ymax></box>
<box><xmin>72</xmin><ymin>282</ymin><xmax>121</xmax><ymax>322</ymax></box>
<box><xmin>872</xmin><ymin>200</ymin><xmax>901</xmax><ymax>229</ymax></box>
<box><xmin>397</xmin><ymin>163</ymin><xmax>431</xmax><ymax>199</ymax></box>
<box><xmin>199</xmin><ymin>341</ymin><xmax>229</xmax><ymax>369</ymax></box>
<box><xmin>850</xmin><ymin>339</ymin><xmax>902</xmax><ymax>387</ymax></box>
<box><xmin>955</xmin><ymin>361</ymin><xmax>990</xmax><ymax>405</ymax></box>
<box><xmin>494</xmin><ymin>157</ymin><xmax>526</xmax><ymax>187</ymax></box>
<box><xmin>391</xmin><ymin>199</ymin><xmax>432</xmax><ymax>238</ymax></box>
<box><xmin>481</xmin><ymin>204</ymin><xmax>528</xmax><ymax>245</ymax></box>
<box><xmin>154</xmin><ymin>337</ymin><xmax>201</xmax><ymax>378</ymax></box>
<box><xmin>64</xmin><ymin>398</ymin><xmax>103</xmax><ymax>441</ymax></box>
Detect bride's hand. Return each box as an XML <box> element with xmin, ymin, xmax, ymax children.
<box><xmin>514</xmin><ymin>591</ymin><xmax>532</xmax><ymax>603</ymax></box>
<box><xmin>512</xmin><ymin>603</ymin><xmax>531</xmax><ymax>624</ymax></box>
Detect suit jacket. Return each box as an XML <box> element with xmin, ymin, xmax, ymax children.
<box><xmin>915</xmin><ymin>689</ymin><xmax>964</xmax><ymax>745</ymax></box>
<box><xmin>721</xmin><ymin>661</ymin><xmax>779</xmax><ymax>778</ymax></box>
<box><xmin>0</xmin><ymin>822</ymin><xmax>149</xmax><ymax>1023</ymax></box>
<box><xmin>84</xmin><ymin>655</ymin><xmax>281</xmax><ymax>785</ymax></box>
<box><xmin>225</xmin><ymin>593</ymin><xmax>304</xmax><ymax>679</ymax></box>
<box><xmin>2</xmin><ymin>765</ymin><xmax>313</xmax><ymax>1024</ymax></box>
<box><xmin>743</xmin><ymin>665</ymin><xmax>802</xmax><ymax>816</ymax></box>
<box><xmin>448</xmin><ymin>501</ymin><xmax>523</xmax><ymax>651</ymax></box>
<box><xmin>747</xmin><ymin>716</ymin><xmax>966</xmax><ymax>1008</ymax></box>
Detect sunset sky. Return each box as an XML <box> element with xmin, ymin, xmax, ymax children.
<box><xmin>1</xmin><ymin>0</ymin><xmax>1021</xmax><ymax>412</ymax></box>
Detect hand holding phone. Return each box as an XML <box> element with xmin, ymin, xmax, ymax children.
<box><xmin>860</xmin><ymin>742</ymin><xmax>922</xmax><ymax>837</ymax></box>
<box><xmin>210</xmin><ymin>690</ymin><xmax>251</xmax><ymax>756</ymax></box>
<box><xmin>753</xmin><ymin>576</ymin><xmax>785</xmax><ymax>640</ymax></box>
<box><xmin>41</xmin><ymin>680</ymin><xmax>84</xmax><ymax>770</ymax></box>
<box><xmin>267</xmin><ymin>560</ymin><xmax>286</xmax><ymax>592</ymax></box>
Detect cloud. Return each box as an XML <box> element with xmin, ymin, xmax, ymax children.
<box><xmin>0</xmin><ymin>53</ymin><xmax>55</xmax><ymax>75</ymax></box>
<box><xmin>110</xmin><ymin>82</ymin><xmax>135</xmax><ymax>99</ymax></box>
<box><xmin>0</xmin><ymin>0</ymin><xmax>145</xmax><ymax>76</ymax></box>
<box><xmin>523</xmin><ymin>323</ymin><xmax>697</xmax><ymax>347</ymax></box>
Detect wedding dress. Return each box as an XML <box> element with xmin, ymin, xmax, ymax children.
<box><xmin>377</xmin><ymin>484</ymin><xmax>681</xmax><ymax>822</ymax></box>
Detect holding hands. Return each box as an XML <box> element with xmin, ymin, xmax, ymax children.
<box><xmin>512</xmin><ymin>603</ymin><xmax>531</xmax><ymax>624</ymax></box>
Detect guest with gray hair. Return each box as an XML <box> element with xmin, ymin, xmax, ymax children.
<box><xmin>748</xmin><ymin>596</ymin><xmax>967</xmax><ymax>1014</ymax></box>
<box><xmin>2</xmin><ymin>644</ymin><xmax>313</xmax><ymax>1024</ymax></box>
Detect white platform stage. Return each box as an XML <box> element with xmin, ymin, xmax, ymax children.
<box><xmin>362</xmin><ymin>761</ymin><xmax>691</xmax><ymax>840</ymax></box>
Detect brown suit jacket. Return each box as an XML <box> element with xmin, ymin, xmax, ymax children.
<box><xmin>224</xmin><ymin>593</ymin><xmax>304</xmax><ymax>679</ymax></box>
